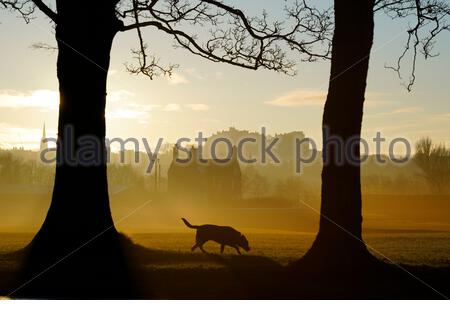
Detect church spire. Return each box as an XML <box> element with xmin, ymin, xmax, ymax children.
<box><xmin>40</xmin><ymin>122</ymin><xmax>48</xmax><ymax>152</ymax></box>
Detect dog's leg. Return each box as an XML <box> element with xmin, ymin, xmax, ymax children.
<box><xmin>199</xmin><ymin>244</ymin><xmax>207</xmax><ymax>253</ymax></box>
<box><xmin>234</xmin><ymin>246</ymin><xmax>241</xmax><ymax>255</ymax></box>
<box><xmin>220</xmin><ymin>244</ymin><xmax>225</xmax><ymax>254</ymax></box>
<box><xmin>191</xmin><ymin>244</ymin><xmax>198</xmax><ymax>252</ymax></box>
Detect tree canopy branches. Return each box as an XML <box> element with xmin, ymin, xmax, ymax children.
<box><xmin>1</xmin><ymin>0</ymin><xmax>35</xmax><ymax>22</ymax></box>
<box><xmin>2</xmin><ymin>1</ymin><xmax>448</xmax><ymax>87</ymax></box>
<box><xmin>0</xmin><ymin>0</ymin><xmax>57</xmax><ymax>23</ymax></box>
<box><xmin>117</xmin><ymin>0</ymin><xmax>333</xmax><ymax>78</ymax></box>
<box><xmin>375</xmin><ymin>0</ymin><xmax>449</xmax><ymax>91</ymax></box>
<box><xmin>1</xmin><ymin>0</ymin><xmax>333</xmax><ymax>78</ymax></box>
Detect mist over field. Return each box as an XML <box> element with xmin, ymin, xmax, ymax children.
<box><xmin>0</xmin><ymin>0</ymin><xmax>449</xmax><ymax>301</ymax></box>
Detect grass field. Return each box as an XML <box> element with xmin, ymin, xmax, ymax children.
<box><xmin>1</xmin><ymin>230</ymin><xmax>448</xmax><ymax>267</ymax></box>
<box><xmin>0</xmin><ymin>230</ymin><xmax>448</xmax><ymax>299</ymax></box>
<box><xmin>0</xmin><ymin>192</ymin><xmax>449</xmax><ymax>298</ymax></box>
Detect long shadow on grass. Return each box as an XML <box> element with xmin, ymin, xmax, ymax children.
<box><xmin>122</xmin><ymin>234</ymin><xmax>450</xmax><ymax>299</ymax></box>
<box><xmin>120</xmin><ymin>234</ymin><xmax>288</xmax><ymax>299</ymax></box>
<box><xmin>1</xmin><ymin>233</ymin><xmax>448</xmax><ymax>299</ymax></box>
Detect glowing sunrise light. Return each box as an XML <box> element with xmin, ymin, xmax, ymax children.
<box><xmin>0</xmin><ymin>89</ymin><xmax>59</xmax><ymax>110</ymax></box>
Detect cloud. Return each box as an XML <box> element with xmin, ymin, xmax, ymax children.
<box><xmin>409</xmin><ymin>112</ymin><xmax>450</xmax><ymax>127</ymax></box>
<box><xmin>166</xmin><ymin>69</ymin><xmax>207</xmax><ymax>85</ymax></box>
<box><xmin>0</xmin><ymin>123</ymin><xmax>56</xmax><ymax>150</ymax></box>
<box><xmin>390</xmin><ymin>107</ymin><xmax>423</xmax><ymax>114</ymax></box>
<box><xmin>442</xmin><ymin>113</ymin><xmax>450</xmax><ymax>118</ymax></box>
<box><xmin>266</xmin><ymin>90</ymin><xmax>326</xmax><ymax>107</ymax></box>
<box><xmin>200</xmin><ymin>118</ymin><xmax>220</xmax><ymax>123</ymax></box>
<box><xmin>364</xmin><ymin>123</ymin><xmax>419</xmax><ymax>133</ymax></box>
<box><xmin>162</xmin><ymin>103</ymin><xmax>182</xmax><ymax>112</ymax></box>
<box><xmin>106</xmin><ymin>105</ymin><xmax>153</xmax><ymax>120</ymax></box>
<box><xmin>368</xmin><ymin>107</ymin><xmax>423</xmax><ymax>118</ymax></box>
<box><xmin>168</xmin><ymin>73</ymin><xmax>189</xmax><ymax>85</ymax></box>
<box><xmin>158</xmin><ymin>103</ymin><xmax>210</xmax><ymax>112</ymax></box>
<box><xmin>0</xmin><ymin>89</ymin><xmax>59</xmax><ymax>111</ymax></box>
<box><xmin>266</xmin><ymin>90</ymin><xmax>397</xmax><ymax>108</ymax></box>
<box><xmin>0</xmin><ymin>89</ymin><xmax>146</xmax><ymax>116</ymax></box>
<box><xmin>215</xmin><ymin>71</ymin><xmax>224</xmax><ymax>79</ymax></box>
<box><xmin>106</xmin><ymin>90</ymin><xmax>155</xmax><ymax>120</ymax></box>
<box><xmin>107</xmin><ymin>90</ymin><xmax>135</xmax><ymax>103</ymax></box>
<box><xmin>186</xmin><ymin>104</ymin><xmax>211</xmax><ymax>111</ymax></box>
<box><xmin>364</xmin><ymin>92</ymin><xmax>400</xmax><ymax>108</ymax></box>
<box><xmin>185</xmin><ymin>68</ymin><xmax>204</xmax><ymax>80</ymax></box>
<box><xmin>108</xmin><ymin>69</ymin><xmax>118</xmax><ymax>76</ymax></box>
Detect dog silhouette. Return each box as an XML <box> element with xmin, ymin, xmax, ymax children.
<box><xmin>182</xmin><ymin>218</ymin><xmax>250</xmax><ymax>254</ymax></box>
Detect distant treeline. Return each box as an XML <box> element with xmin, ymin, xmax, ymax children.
<box><xmin>0</xmin><ymin>136</ymin><xmax>448</xmax><ymax>196</ymax></box>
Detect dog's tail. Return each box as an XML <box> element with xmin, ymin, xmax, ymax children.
<box><xmin>181</xmin><ymin>218</ymin><xmax>199</xmax><ymax>229</ymax></box>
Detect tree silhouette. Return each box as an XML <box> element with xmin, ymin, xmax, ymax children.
<box><xmin>242</xmin><ymin>166</ymin><xmax>270</xmax><ymax>199</ymax></box>
<box><xmin>415</xmin><ymin>137</ymin><xmax>450</xmax><ymax>194</ymax></box>
<box><xmin>302</xmin><ymin>0</ymin><xmax>449</xmax><ymax>267</ymax></box>
<box><xmin>0</xmin><ymin>1</ymin><xmax>331</xmax><ymax>297</ymax></box>
<box><xmin>3</xmin><ymin>0</ymin><xmax>447</xmax><ymax>297</ymax></box>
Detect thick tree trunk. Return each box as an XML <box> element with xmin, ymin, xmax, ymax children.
<box><xmin>302</xmin><ymin>0</ymin><xmax>376</xmax><ymax>265</ymax></box>
<box><xmin>17</xmin><ymin>1</ymin><xmax>133</xmax><ymax>298</ymax></box>
<box><xmin>32</xmin><ymin>1</ymin><xmax>119</xmax><ymax>248</ymax></box>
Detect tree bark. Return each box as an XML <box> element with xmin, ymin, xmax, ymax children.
<box><xmin>303</xmin><ymin>0</ymin><xmax>376</xmax><ymax>265</ymax></box>
<box><xmin>31</xmin><ymin>0</ymin><xmax>121</xmax><ymax>252</ymax></box>
<box><xmin>18</xmin><ymin>1</ymin><xmax>133</xmax><ymax>298</ymax></box>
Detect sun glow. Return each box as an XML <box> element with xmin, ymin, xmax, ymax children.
<box><xmin>0</xmin><ymin>89</ymin><xmax>59</xmax><ymax>110</ymax></box>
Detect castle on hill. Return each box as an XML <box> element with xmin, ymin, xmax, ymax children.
<box><xmin>167</xmin><ymin>145</ymin><xmax>241</xmax><ymax>201</ymax></box>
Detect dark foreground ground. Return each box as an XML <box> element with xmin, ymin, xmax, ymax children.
<box><xmin>0</xmin><ymin>236</ymin><xmax>448</xmax><ymax>299</ymax></box>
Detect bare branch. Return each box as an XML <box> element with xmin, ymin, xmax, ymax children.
<box><xmin>376</xmin><ymin>0</ymin><xmax>450</xmax><ymax>91</ymax></box>
<box><xmin>0</xmin><ymin>0</ymin><xmax>35</xmax><ymax>22</ymax></box>
<box><xmin>4</xmin><ymin>1</ymin><xmax>332</xmax><ymax>79</ymax></box>
<box><xmin>31</xmin><ymin>0</ymin><xmax>58</xmax><ymax>23</ymax></box>
<box><xmin>30</xmin><ymin>41</ymin><xmax>57</xmax><ymax>51</ymax></box>
<box><xmin>0</xmin><ymin>0</ymin><xmax>57</xmax><ymax>23</ymax></box>
<box><xmin>118</xmin><ymin>0</ymin><xmax>332</xmax><ymax>77</ymax></box>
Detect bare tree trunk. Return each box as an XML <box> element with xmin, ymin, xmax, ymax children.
<box><xmin>34</xmin><ymin>0</ymin><xmax>120</xmax><ymax>247</ymax></box>
<box><xmin>303</xmin><ymin>0</ymin><xmax>376</xmax><ymax>265</ymax></box>
<box><xmin>18</xmin><ymin>1</ymin><xmax>133</xmax><ymax>298</ymax></box>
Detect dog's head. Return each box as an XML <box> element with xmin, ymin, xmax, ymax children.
<box><xmin>239</xmin><ymin>234</ymin><xmax>250</xmax><ymax>251</ymax></box>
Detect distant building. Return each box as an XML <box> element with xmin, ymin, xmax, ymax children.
<box><xmin>40</xmin><ymin>122</ymin><xmax>48</xmax><ymax>154</ymax></box>
<box><xmin>37</xmin><ymin>122</ymin><xmax>55</xmax><ymax>167</ymax></box>
<box><xmin>168</xmin><ymin>145</ymin><xmax>241</xmax><ymax>201</ymax></box>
